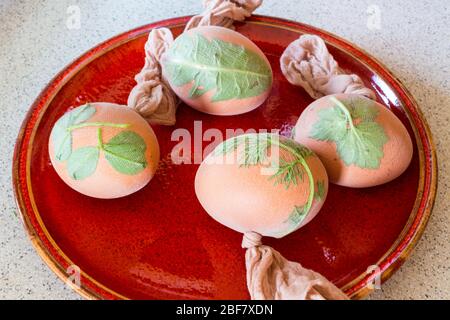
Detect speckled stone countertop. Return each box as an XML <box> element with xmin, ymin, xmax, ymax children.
<box><xmin>0</xmin><ymin>0</ymin><xmax>448</xmax><ymax>300</ymax></box>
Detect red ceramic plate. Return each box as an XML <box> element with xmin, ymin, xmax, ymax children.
<box><xmin>13</xmin><ymin>16</ymin><xmax>437</xmax><ymax>300</ymax></box>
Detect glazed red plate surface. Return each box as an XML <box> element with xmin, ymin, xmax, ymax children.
<box><xmin>13</xmin><ymin>16</ymin><xmax>437</xmax><ymax>299</ymax></box>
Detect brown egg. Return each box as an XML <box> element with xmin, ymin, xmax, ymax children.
<box><xmin>48</xmin><ymin>103</ymin><xmax>160</xmax><ymax>199</ymax></box>
<box><xmin>294</xmin><ymin>94</ymin><xmax>413</xmax><ymax>188</ymax></box>
<box><xmin>161</xmin><ymin>26</ymin><xmax>273</xmax><ymax>116</ymax></box>
<box><xmin>195</xmin><ymin>134</ymin><xmax>328</xmax><ymax>238</ymax></box>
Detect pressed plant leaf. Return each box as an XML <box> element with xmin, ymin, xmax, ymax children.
<box><xmin>287</xmin><ymin>205</ymin><xmax>308</xmax><ymax>227</ymax></box>
<box><xmin>214</xmin><ymin>133</ymin><xmax>319</xmax><ymax>234</ymax></box>
<box><xmin>51</xmin><ymin>104</ymin><xmax>96</xmax><ymax>161</ymax></box>
<box><xmin>163</xmin><ymin>33</ymin><xmax>272</xmax><ymax>102</ymax></box>
<box><xmin>314</xmin><ymin>180</ymin><xmax>326</xmax><ymax>200</ymax></box>
<box><xmin>238</xmin><ymin>134</ymin><xmax>272</xmax><ymax>166</ymax></box>
<box><xmin>214</xmin><ymin>133</ymin><xmax>272</xmax><ymax>166</ymax></box>
<box><xmin>70</xmin><ymin>104</ymin><xmax>97</xmax><ymax>124</ymax></box>
<box><xmin>310</xmin><ymin>97</ymin><xmax>388</xmax><ymax>169</ymax></box>
<box><xmin>349</xmin><ymin>97</ymin><xmax>379</xmax><ymax>122</ymax></box>
<box><xmin>67</xmin><ymin>146</ymin><xmax>99</xmax><ymax>180</ymax></box>
<box><xmin>103</xmin><ymin>131</ymin><xmax>147</xmax><ymax>175</ymax></box>
<box><xmin>214</xmin><ymin>133</ymin><xmax>314</xmax><ymax>191</ymax></box>
<box><xmin>52</xmin><ymin>123</ymin><xmax>72</xmax><ymax>162</ymax></box>
<box><xmin>269</xmin><ymin>157</ymin><xmax>304</xmax><ymax>189</ymax></box>
<box><xmin>282</xmin><ymin>138</ymin><xmax>314</xmax><ymax>159</ymax></box>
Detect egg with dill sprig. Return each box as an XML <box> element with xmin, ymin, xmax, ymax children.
<box><xmin>195</xmin><ymin>133</ymin><xmax>328</xmax><ymax>238</ymax></box>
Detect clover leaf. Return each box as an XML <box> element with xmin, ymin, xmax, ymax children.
<box><xmin>67</xmin><ymin>146</ymin><xmax>99</xmax><ymax>180</ymax></box>
<box><xmin>51</xmin><ymin>104</ymin><xmax>96</xmax><ymax>161</ymax></box>
<box><xmin>103</xmin><ymin>131</ymin><xmax>147</xmax><ymax>175</ymax></box>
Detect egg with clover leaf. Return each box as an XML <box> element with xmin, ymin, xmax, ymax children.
<box><xmin>293</xmin><ymin>94</ymin><xmax>413</xmax><ymax>188</ymax></box>
<box><xmin>161</xmin><ymin>26</ymin><xmax>273</xmax><ymax>116</ymax></box>
<box><xmin>49</xmin><ymin>103</ymin><xmax>160</xmax><ymax>199</ymax></box>
<box><xmin>195</xmin><ymin>133</ymin><xmax>328</xmax><ymax>238</ymax></box>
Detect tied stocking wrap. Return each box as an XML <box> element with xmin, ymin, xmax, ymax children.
<box><xmin>242</xmin><ymin>232</ymin><xmax>349</xmax><ymax>300</ymax></box>
<box><xmin>185</xmin><ymin>0</ymin><xmax>262</xmax><ymax>31</ymax></box>
<box><xmin>127</xmin><ymin>28</ymin><xmax>178</xmax><ymax>125</ymax></box>
<box><xmin>280</xmin><ymin>34</ymin><xmax>376</xmax><ymax>100</ymax></box>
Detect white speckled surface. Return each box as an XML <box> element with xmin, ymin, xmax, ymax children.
<box><xmin>0</xmin><ymin>0</ymin><xmax>448</xmax><ymax>300</ymax></box>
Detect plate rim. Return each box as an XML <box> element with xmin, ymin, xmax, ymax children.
<box><xmin>12</xmin><ymin>14</ymin><xmax>438</xmax><ymax>300</ymax></box>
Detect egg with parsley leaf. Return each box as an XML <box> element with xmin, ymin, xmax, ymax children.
<box><xmin>293</xmin><ymin>94</ymin><xmax>413</xmax><ymax>188</ymax></box>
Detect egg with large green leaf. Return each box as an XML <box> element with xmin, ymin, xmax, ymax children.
<box><xmin>48</xmin><ymin>103</ymin><xmax>160</xmax><ymax>199</ymax></box>
<box><xmin>161</xmin><ymin>26</ymin><xmax>273</xmax><ymax>115</ymax></box>
<box><xmin>293</xmin><ymin>94</ymin><xmax>413</xmax><ymax>188</ymax></box>
<box><xmin>195</xmin><ymin>133</ymin><xmax>328</xmax><ymax>238</ymax></box>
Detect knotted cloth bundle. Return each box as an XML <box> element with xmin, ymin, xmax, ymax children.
<box><xmin>185</xmin><ymin>0</ymin><xmax>262</xmax><ymax>31</ymax></box>
<box><xmin>280</xmin><ymin>35</ymin><xmax>376</xmax><ymax>100</ymax></box>
<box><xmin>127</xmin><ymin>0</ymin><xmax>262</xmax><ymax>125</ymax></box>
<box><xmin>242</xmin><ymin>232</ymin><xmax>349</xmax><ymax>300</ymax></box>
<box><xmin>127</xmin><ymin>28</ymin><xmax>177</xmax><ymax>125</ymax></box>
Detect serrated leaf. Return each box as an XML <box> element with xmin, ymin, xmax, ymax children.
<box><xmin>67</xmin><ymin>146</ymin><xmax>99</xmax><ymax>180</ymax></box>
<box><xmin>349</xmin><ymin>97</ymin><xmax>379</xmax><ymax>122</ymax></box>
<box><xmin>163</xmin><ymin>32</ymin><xmax>272</xmax><ymax>102</ymax></box>
<box><xmin>103</xmin><ymin>131</ymin><xmax>147</xmax><ymax>175</ymax></box>
<box><xmin>310</xmin><ymin>97</ymin><xmax>388</xmax><ymax>169</ymax></box>
<box><xmin>51</xmin><ymin>104</ymin><xmax>96</xmax><ymax>161</ymax></box>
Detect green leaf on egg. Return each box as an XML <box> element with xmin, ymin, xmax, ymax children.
<box><xmin>285</xmin><ymin>180</ymin><xmax>326</xmax><ymax>231</ymax></box>
<box><xmin>287</xmin><ymin>205</ymin><xmax>308</xmax><ymax>227</ymax></box>
<box><xmin>237</xmin><ymin>133</ymin><xmax>272</xmax><ymax>166</ymax></box>
<box><xmin>269</xmin><ymin>157</ymin><xmax>304</xmax><ymax>189</ymax></box>
<box><xmin>215</xmin><ymin>133</ymin><xmax>272</xmax><ymax>166</ymax></box>
<box><xmin>163</xmin><ymin>32</ymin><xmax>272</xmax><ymax>102</ymax></box>
<box><xmin>314</xmin><ymin>180</ymin><xmax>326</xmax><ymax>201</ymax></box>
<box><xmin>103</xmin><ymin>131</ymin><xmax>147</xmax><ymax>175</ymax></box>
<box><xmin>51</xmin><ymin>104</ymin><xmax>96</xmax><ymax>161</ymax></box>
<box><xmin>215</xmin><ymin>133</ymin><xmax>317</xmax><ymax>222</ymax></box>
<box><xmin>67</xmin><ymin>146</ymin><xmax>99</xmax><ymax>180</ymax></box>
<box><xmin>310</xmin><ymin>96</ymin><xmax>388</xmax><ymax>169</ymax></box>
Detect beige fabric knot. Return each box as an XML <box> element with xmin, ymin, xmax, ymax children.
<box><xmin>242</xmin><ymin>231</ymin><xmax>263</xmax><ymax>249</ymax></box>
<box><xmin>127</xmin><ymin>28</ymin><xmax>178</xmax><ymax>126</ymax></box>
<box><xmin>241</xmin><ymin>231</ymin><xmax>349</xmax><ymax>300</ymax></box>
<box><xmin>244</xmin><ymin>244</ymin><xmax>349</xmax><ymax>300</ymax></box>
<box><xmin>185</xmin><ymin>0</ymin><xmax>262</xmax><ymax>31</ymax></box>
<box><xmin>280</xmin><ymin>34</ymin><xmax>376</xmax><ymax>100</ymax></box>
<box><xmin>146</xmin><ymin>27</ymin><xmax>174</xmax><ymax>63</ymax></box>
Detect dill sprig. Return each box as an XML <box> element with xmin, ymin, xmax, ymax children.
<box><xmin>269</xmin><ymin>158</ymin><xmax>304</xmax><ymax>189</ymax></box>
<box><xmin>214</xmin><ymin>133</ymin><xmax>319</xmax><ymax>228</ymax></box>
